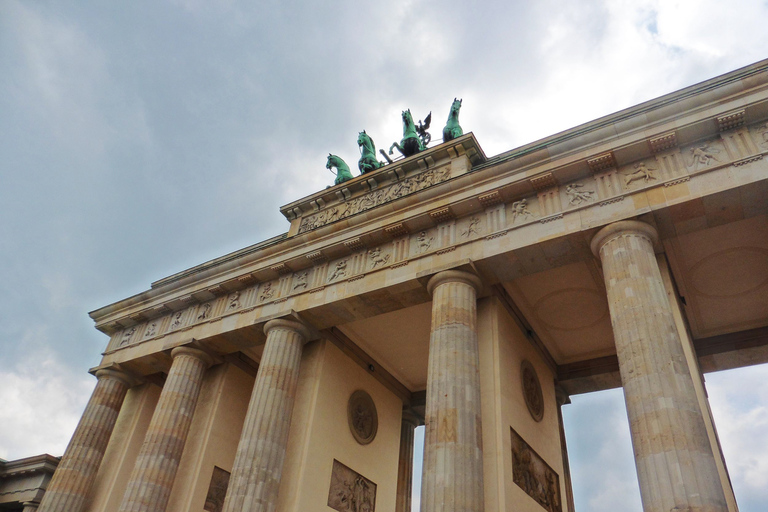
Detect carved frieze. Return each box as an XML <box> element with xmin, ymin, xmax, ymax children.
<box><xmin>348</xmin><ymin>390</ymin><xmax>378</xmax><ymax>445</ymax></box>
<box><xmin>298</xmin><ymin>166</ymin><xmax>451</xmax><ymax>234</ymax></box>
<box><xmin>327</xmin><ymin>460</ymin><xmax>377</xmax><ymax>512</ymax></box>
<box><xmin>511</xmin><ymin>428</ymin><xmax>561</xmax><ymax>512</ymax></box>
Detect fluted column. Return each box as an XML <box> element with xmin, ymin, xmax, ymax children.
<box><xmin>37</xmin><ymin>368</ymin><xmax>133</xmax><ymax>512</ymax></box>
<box><xmin>396</xmin><ymin>410</ymin><xmax>420</xmax><ymax>512</ymax></box>
<box><xmin>118</xmin><ymin>346</ymin><xmax>213</xmax><ymax>512</ymax></box>
<box><xmin>591</xmin><ymin>220</ymin><xmax>727</xmax><ymax>512</ymax></box>
<box><xmin>422</xmin><ymin>270</ymin><xmax>485</xmax><ymax>512</ymax></box>
<box><xmin>221</xmin><ymin>319</ymin><xmax>310</xmax><ymax>512</ymax></box>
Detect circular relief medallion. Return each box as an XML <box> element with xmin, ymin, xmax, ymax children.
<box><xmin>347</xmin><ymin>390</ymin><xmax>378</xmax><ymax>445</ymax></box>
<box><xmin>521</xmin><ymin>360</ymin><xmax>544</xmax><ymax>422</ymax></box>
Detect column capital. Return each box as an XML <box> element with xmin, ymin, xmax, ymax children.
<box><xmin>426</xmin><ymin>269</ymin><xmax>483</xmax><ymax>296</ymax></box>
<box><xmin>590</xmin><ymin>220</ymin><xmax>659</xmax><ymax>258</ymax></box>
<box><xmin>263</xmin><ymin>318</ymin><xmax>312</xmax><ymax>342</ymax></box>
<box><xmin>170</xmin><ymin>346</ymin><xmax>215</xmax><ymax>369</ymax></box>
<box><xmin>93</xmin><ymin>367</ymin><xmax>136</xmax><ymax>388</ymax></box>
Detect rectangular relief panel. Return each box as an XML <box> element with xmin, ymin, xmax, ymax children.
<box><xmin>511</xmin><ymin>427</ymin><xmax>562</xmax><ymax>512</ymax></box>
<box><xmin>204</xmin><ymin>466</ymin><xmax>231</xmax><ymax>512</ymax></box>
<box><xmin>327</xmin><ymin>459</ymin><xmax>377</xmax><ymax>512</ymax></box>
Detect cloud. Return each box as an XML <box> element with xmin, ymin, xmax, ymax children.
<box><xmin>707</xmin><ymin>365</ymin><xmax>768</xmax><ymax>511</ymax></box>
<box><xmin>0</xmin><ymin>352</ymin><xmax>94</xmax><ymax>460</ymax></box>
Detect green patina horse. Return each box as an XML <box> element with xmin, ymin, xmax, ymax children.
<box><xmin>326</xmin><ymin>154</ymin><xmax>354</xmax><ymax>185</ymax></box>
<box><xmin>389</xmin><ymin>109</ymin><xmax>430</xmax><ymax>158</ymax></box>
<box><xmin>357</xmin><ymin>131</ymin><xmax>384</xmax><ymax>174</ymax></box>
<box><xmin>442</xmin><ymin>98</ymin><xmax>463</xmax><ymax>142</ymax></box>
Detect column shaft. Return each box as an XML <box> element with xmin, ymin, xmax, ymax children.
<box><xmin>222</xmin><ymin>319</ymin><xmax>309</xmax><ymax>512</ymax></box>
<box><xmin>421</xmin><ymin>270</ymin><xmax>485</xmax><ymax>512</ymax></box>
<box><xmin>396</xmin><ymin>411</ymin><xmax>419</xmax><ymax>512</ymax></box>
<box><xmin>118</xmin><ymin>347</ymin><xmax>212</xmax><ymax>512</ymax></box>
<box><xmin>38</xmin><ymin>368</ymin><xmax>132</xmax><ymax>512</ymax></box>
<box><xmin>592</xmin><ymin>221</ymin><xmax>727</xmax><ymax>512</ymax></box>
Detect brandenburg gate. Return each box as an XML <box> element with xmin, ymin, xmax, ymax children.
<box><xmin>37</xmin><ymin>60</ymin><xmax>768</xmax><ymax>512</ymax></box>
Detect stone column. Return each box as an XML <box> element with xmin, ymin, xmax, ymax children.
<box><xmin>395</xmin><ymin>410</ymin><xmax>420</xmax><ymax>512</ymax></box>
<box><xmin>222</xmin><ymin>319</ymin><xmax>310</xmax><ymax>512</ymax></box>
<box><xmin>591</xmin><ymin>220</ymin><xmax>728</xmax><ymax>512</ymax></box>
<box><xmin>555</xmin><ymin>386</ymin><xmax>576</xmax><ymax>512</ymax></box>
<box><xmin>37</xmin><ymin>368</ymin><xmax>133</xmax><ymax>512</ymax></box>
<box><xmin>421</xmin><ymin>270</ymin><xmax>485</xmax><ymax>512</ymax></box>
<box><xmin>118</xmin><ymin>346</ymin><xmax>213</xmax><ymax>512</ymax></box>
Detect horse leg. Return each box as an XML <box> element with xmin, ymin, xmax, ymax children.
<box><xmin>389</xmin><ymin>142</ymin><xmax>402</xmax><ymax>156</ymax></box>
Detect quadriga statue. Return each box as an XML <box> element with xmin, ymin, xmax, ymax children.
<box><xmin>442</xmin><ymin>98</ymin><xmax>463</xmax><ymax>142</ymax></box>
<box><xmin>357</xmin><ymin>131</ymin><xmax>384</xmax><ymax>174</ymax></box>
<box><xmin>326</xmin><ymin>154</ymin><xmax>354</xmax><ymax>185</ymax></box>
<box><xmin>389</xmin><ymin>109</ymin><xmax>431</xmax><ymax>158</ymax></box>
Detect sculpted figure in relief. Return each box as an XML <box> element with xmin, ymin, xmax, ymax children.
<box><xmin>417</xmin><ymin>231</ymin><xmax>434</xmax><ymax>253</ymax></box>
<box><xmin>624</xmin><ymin>161</ymin><xmax>657</xmax><ymax>185</ymax></box>
<box><xmin>293</xmin><ymin>271</ymin><xmax>308</xmax><ymax>290</ymax></box>
<box><xmin>565</xmin><ymin>183</ymin><xmax>595</xmax><ymax>205</ymax></box>
<box><xmin>368</xmin><ymin>248</ymin><xmax>390</xmax><ymax>269</ymax></box>
<box><xmin>511</xmin><ymin>199</ymin><xmax>534</xmax><ymax>223</ymax></box>
<box><xmin>197</xmin><ymin>303</ymin><xmax>212</xmax><ymax>321</ymax></box>
<box><xmin>461</xmin><ymin>217</ymin><xmax>481</xmax><ymax>238</ymax></box>
<box><xmin>757</xmin><ymin>123</ymin><xmax>768</xmax><ymax>147</ymax></box>
<box><xmin>227</xmin><ymin>291</ymin><xmax>240</xmax><ymax>310</ymax></box>
<box><xmin>171</xmin><ymin>311</ymin><xmax>183</xmax><ymax>329</ymax></box>
<box><xmin>689</xmin><ymin>144</ymin><xmax>721</xmax><ymax>169</ymax></box>
<box><xmin>259</xmin><ymin>283</ymin><xmax>274</xmax><ymax>302</ymax></box>
<box><xmin>145</xmin><ymin>322</ymin><xmax>157</xmax><ymax>337</ymax></box>
<box><xmin>120</xmin><ymin>327</ymin><xmax>136</xmax><ymax>346</ymax></box>
<box><xmin>329</xmin><ymin>260</ymin><xmax>348</xmax><ymax>282</ymax></box>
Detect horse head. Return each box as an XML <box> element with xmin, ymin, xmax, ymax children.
<box><xmin>357</xmin><ymin>130</ymin><xmax>370</xmax><ymax>148</ymax></box>
<box><xmin>451</xmin><ymin>98</ymin><xmax>462</xmax><ymax>113</ymax></box>
<box><xmin>326</xmin><ymin>153</ymin><xmax>336</xmax><ymax>169</ymax></box>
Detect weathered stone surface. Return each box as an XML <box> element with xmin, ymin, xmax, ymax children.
<box><xmin>118</xmin><ymin>347</ymin><xmax>213</xmax><ymax>512</ymax></box>
<box><xmin>421</xmin><ymin>270</ymin><xmax>485</xmax><ymax>512</ymax></box>
<box><xmin>37</xmin><ymin>369</ymin><xmax>132</xmax><ymax>512</ymax></box>
<box><xmin>222</xmin><ymin>319</ymin><xmax>310</xmax><ymax>512</ymax></box>
<box><xmin>592</xmin><ymin>221</ymin><xmax>728</xmax><ymax>512</ymax></box>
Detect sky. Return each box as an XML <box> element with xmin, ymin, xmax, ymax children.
<box><xmin>1</xmin><ymin>0</ymin><xmax>767</xmax><ymax>511</ymax></box>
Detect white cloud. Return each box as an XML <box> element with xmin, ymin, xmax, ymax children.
<box><xmin>706</xmin><ymin>365</ymin><xmax>768</xmax><ymax>511</ymax></box>
<box><xmin>0</xmin><ymin>352</ymin><xmax>94</xmax><ymax>460</ymax></box>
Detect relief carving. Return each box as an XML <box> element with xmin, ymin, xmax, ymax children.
<box><xmin>511</xmin><ymin>199</ymin><xmax>535</xmax><ymax>223</ymax></box>
<box><xmin>329</xmin><ymin>260</ymin><xmax>348</xmax><ymax>282</ymax></box>
<box><xmin>227</xmin><ymin>291</ymin><xmax>241</xmax><ymax>310</ymax></box>
<box><xmin>460</xmin><ymin>216</ymin><xmax>482</xmax><ymax>238</ymax></box>
<box><xmin>521</xmin><ymin>359</ymin><xmax>544</xmax><ymax>422</ymax></box>
<box><xmin>197</xmin><ymin>302</ymin><xmax>212</xmax><ymax>321</ymax></box>
<box><xmin>511</xmin><ymin>428</ymin><xmax>561</xmax><ymax>512</ymax></box>
<box><xmin>623</xmin><ymin>161</ymin><xmax>657</xmax><ymax>186</ymax></box>
<box><xmin>293</xmin><ymin>271</ymin><xmax>308</xmax><ymax>290</ymax></box>
<box><xmin>348</xmin><ymin>390</ymin><xmax>378</xmax><ymax>445</ymax></box>
<box><xmin>144</xmin><ymin>322</ymin><xmax>157</xmax><ymax>337</ymax></box>
<box><xmin>170</xmin><ymin>311</ymin><xmax>184</xmax><ymax>330</ymax></box>
<box><xmin>368</xmin><ymin>248</ymin><xmax>390</xmax><ymax>269</ymax></box>
<box><xmin>688</xmin><ymin>143</ymin><xmax>721</xmax><ymax>169</ymax></box>
<box><xmin>417</xmin><ymin>231</ymin><xmax>434</xmax><ymax>253</ymax></box>
<box><xmin>203</xmin><ymin>466</ymin><xmax>230</xmax><ymax>512</ymax></box>
<box><xmin>755</xmin><ymin>123</ymin><xmax>768</xmax><ymax>147</ymax></box>
<box><xmin>119</xmin><ymin>327</ymin><xmax>136</xmax><ymax>347</ymax></box>
<box><xmin>327</xmin><ymin>460</ymin><xmax>377</xmax><ymax>512</ymax></box>
<box><xmin>565</xmin><ymin>183</ymin><xmax>595</xmax><ymax>205</ymax></box>
<box><xmin>299</xmin><ymin>167</ymin><xmax>451</xmax><ymax>233</ymax></box>
<box><xmin>259</xmin><ymin>283</ymin><xmax>274</xmax><ymax>302</ymax></box>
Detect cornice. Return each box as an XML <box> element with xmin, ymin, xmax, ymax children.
<box><xmin>89</xmin><ymin>59</ymin><xmax>768</xmax><ymax>338</ymax></box>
